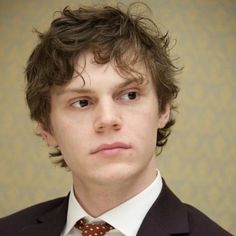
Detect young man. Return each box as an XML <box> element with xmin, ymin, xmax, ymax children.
<box><xmin>0</xmin><ymin>3</ymin><xmax>231</xmax><ymax>236</ymax></box>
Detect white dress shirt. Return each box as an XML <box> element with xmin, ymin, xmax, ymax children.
<box><xmin>61</xmin><ymin>170</ymin><xmax>163</xmax><ymax>236</ymax></box>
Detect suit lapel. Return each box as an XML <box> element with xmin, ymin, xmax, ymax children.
<box><xmin>137</xmin><ymin>179</ymin><xmax>190</xmax><ymax>236</ymax></box>
<box><xmin>19</xmin><ymin>195</ymin><xmax>69</xmax><ymax>236</ymax></box>
<box><xmin>17</xmin><ymin>181</ymin><xmax>189</xmax><ymax>236</ymax></box>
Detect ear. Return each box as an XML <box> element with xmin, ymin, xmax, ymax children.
<box><xmin>37</xmin><ymin>123</ymin><xmax>57</xmax><ymax>147</ymax></box>
<box><xmin>157</xmin><ymin>103</ymin><xmax>171</xmax><ymax>129</ymax></box>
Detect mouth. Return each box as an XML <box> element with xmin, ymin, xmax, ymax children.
<box><xmin>91</xmin><ymin>142</ymin><xmax>131</xmax><ymax>155</ymax></box>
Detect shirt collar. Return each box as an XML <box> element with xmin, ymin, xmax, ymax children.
<box><xmin>62</xmin><ymin>170</ymin><xmax>162</xmax><ymax>236</ymax></box>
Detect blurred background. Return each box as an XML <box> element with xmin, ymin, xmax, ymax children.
<box><xmin>0</xmin><ymin>0</ymin><xmax>235</xmax><ymax>234</ymax></box>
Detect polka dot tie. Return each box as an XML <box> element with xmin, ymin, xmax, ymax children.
<box><xmin>75</xmin><ymin>218</ymin><xmax>114</xmax><ymax>236</ymax></box>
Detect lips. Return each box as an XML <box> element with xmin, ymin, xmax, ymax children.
<box><xmin>91</xmin><ymin>142</ymin><xmax>131</xmax><ymax>155</ymax></box>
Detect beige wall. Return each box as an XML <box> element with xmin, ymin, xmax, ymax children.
<box><xmin>0</xmin><ymin>0</ymin><xmax>235</xmax><ymax>234</ymax></box>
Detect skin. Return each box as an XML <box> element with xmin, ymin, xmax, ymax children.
<box><xmin>41</xmin><ymin>51</ymin><xmax>170</xmax><ymax>217</ymax></box>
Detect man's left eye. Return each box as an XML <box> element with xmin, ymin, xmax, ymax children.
<box><xmin>120</xmin><ymin>91</ymin><xmax>138</xmax><ymax>101</ymax></box>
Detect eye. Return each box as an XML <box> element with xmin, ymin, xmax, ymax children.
<box><xmin>120</xmin><ymin>91</ymin><xmax>139</xmax><ymax>101</ymax></box>
<box><xmin>72</xmin><ymin>99</ymin><xmax>92</xmax><ymax>108</ymax></box>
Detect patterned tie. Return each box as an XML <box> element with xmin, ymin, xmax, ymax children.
<box><xmin>75</xmin><ymin>218</ymin><xmax>114</xmax><ymax>236</ymax></box>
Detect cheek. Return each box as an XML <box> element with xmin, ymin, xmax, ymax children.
<box><xmin>128</xmin><ymin>110</ymin><xmax>158</xmax><ymax>143</ymax></box>
<box><xmin>51</xmin><ymin>117</ymin><xmax>83</xmax><ymax>149</ymax></box>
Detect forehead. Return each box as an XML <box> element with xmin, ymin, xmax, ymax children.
<box><xmin>77</xmin><ymin>50</ymin><xmax>147</xmax><ymax>74</ymax></box>
<box><xmin>76</xmin><ymin>51</ymin><xmax>151</xmax><ymax>83</ymax></box>
<box><xmin>52</xmin><ymin>50</ymin><xmax>152</xmax><ymax>95</ymax></box>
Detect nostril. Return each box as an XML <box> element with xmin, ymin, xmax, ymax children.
<box><xmin>94</xmin><ymin>118</ymin><xmax>122</xmax><ymax>132</ymax></box>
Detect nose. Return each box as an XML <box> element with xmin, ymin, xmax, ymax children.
<box><xmin>94</xmin><ymin>99</ymin><xmax>122</xmax><ymax>133</ymax></box>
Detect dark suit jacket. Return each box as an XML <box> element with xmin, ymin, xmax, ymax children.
<box><xmin>0</xmin><ymin>180</ymin><xmax>232</xmax><ymax>236</ymax></box>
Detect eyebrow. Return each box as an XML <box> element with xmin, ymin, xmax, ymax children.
<box><xmin>56</xmin><ymin>78</ymin><xmax>142</xmax><ymax>96</ymax></box>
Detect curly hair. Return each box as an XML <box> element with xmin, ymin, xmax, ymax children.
<box><xmin>25</xmin><ymin>2</ymin><xmax>180</xmax><ymax>167</ymax></box>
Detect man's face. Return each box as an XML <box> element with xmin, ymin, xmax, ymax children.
<box><xmin>42</xmin><ymin>52</ymin><xmax>170</xmax><ymax>187</ymax></box>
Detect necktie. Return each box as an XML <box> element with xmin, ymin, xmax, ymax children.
<box><xmin>75</xmin><ymin>218</ymin><xmax>114</xmax><ymax>236</ymax></box>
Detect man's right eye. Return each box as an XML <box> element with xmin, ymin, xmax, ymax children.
<box><xmin>72</xmin><ymin>99</ymin><xmax>91</xmax><ymax>108</ymax></box>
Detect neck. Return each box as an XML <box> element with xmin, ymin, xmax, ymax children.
<box><xmin>72</xmin><ymin>163</ymin><xmax>157</xmax><ymax>217</ymax></box>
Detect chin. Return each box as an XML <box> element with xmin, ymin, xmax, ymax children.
<box><xmin>90</xmin><ymin>164</ymin><xmax>140</xmax><ymax>184</ymax></box>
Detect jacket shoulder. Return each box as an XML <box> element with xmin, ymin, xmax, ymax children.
<box><xmin>185</xmin><ymin>204</ymin><xmax>232</xmax><ymax>235</ymax></box>
<box><xmin>0</xmin><ymin>197</ymin><xmax>66</xmax><ymax>235</ymax></box>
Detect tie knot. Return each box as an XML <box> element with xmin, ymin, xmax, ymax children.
<box><xmin>75</xmin><ymin>218</ymin><xmax>114</xmax><ymax>236</ymax></box>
